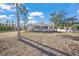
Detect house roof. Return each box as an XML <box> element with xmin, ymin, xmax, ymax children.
<box><xmin>33</xmin><ymin>22</ymin><xmax>49</xmax><ymax>26</ymax></box>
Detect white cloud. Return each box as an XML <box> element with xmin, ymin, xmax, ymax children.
<box><xmin>9</xmin><ymin>8</ymin><xmax>16</xmax><ymax>12</ymax></box>
<box><xmin>40</xmin><ymin>15</ymin><xmax>44</xmax><ymax>18</ymax></box>
<box><xmin>0</xmin><ymin>15</ymin><xmax>11</xmax><ymax>19</ymax></box>
<box><xmin>27</xmin><ymin>16</ymin><xmax>34</xmax><ymax>20</ymax></box>
<box><xmin>0</xmin><ymin>4</ymin><xmax>16</xmax><ymax>12</ymax></box>
<box><xmin>0</xmin><ymin>9</ymin><xmax>5</xmax><ymax>12</ymax></box>
<box><xmin>9</xmin><ymin>15</ymin><xmax>15</xmax><ymax>17</ymax></box>
<box><xmin>27</xmin><ymin>20</ymin><xmax>37</xmax><ymax>24</ymax></box>
<box><xmin>20</xmin><ymin>21</ymin><xmax>24</xmax><ymax>25</ymax></box>
<box><xmin>0</xmin><ymin>4</ymin><xmax>28</xmax><ymax>12</ymax></box>
<box><xmin>19</xmin><ymin>20</ymin><xmax>37</xmax><ymax>26</ymax></box>
<box><xmin>0</xmin><ymin>14</ymin><xmax>16</xmax><ymax>21</ymax></box>
<box><xmin>29</xmin><ymin>12</ymin><xmax>44</xmax><ymax>16</ymax></box>
<box><xmin>0</xmin><ymin>15</ymin><xmax>11</xmax><ymax>21</ymax></box>
<box><xmin>76</xmin><ymin>9</ymin><xmax>79</xmax><ymax>14</ymax></box>
<box><xmin>28</xmin><ymin>11</ymin><xmax>45</xmax><ymax>20</ymax></box>
<box><xmin>0</xmin><ymin>4</ymin><xmax>12</xmax><ymax>10</ymax></box>
<box><xmin>12</xmin><ymin>9</ymin><xmax>16</xmax><ymax>11</ymax></box>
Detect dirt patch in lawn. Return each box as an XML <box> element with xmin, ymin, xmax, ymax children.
<box><xmin>0</xmin><ymin>32</ymin><xmax>79</xmax><ymax>56</ymax></box>
<box><xmin>21</xmin><ymin>32</ymin><xmax>79</xmax><ymax>56</ymax></box>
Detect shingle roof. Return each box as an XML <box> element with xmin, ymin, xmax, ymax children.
<box><xmin>33</xmin><ymin>22</ymin><xmax>49</xmax><ymax>26</ymax></box>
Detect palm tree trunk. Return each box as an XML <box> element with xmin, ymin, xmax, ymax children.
<box><xmin>23</xmin><ymin>14</ymin><xmax>26</xmax><ymax>32</ymax></box>
<box><xmin>16</xmin><ymin>3</ymin><xmax>20</xmax><ymax>40</ymax></box>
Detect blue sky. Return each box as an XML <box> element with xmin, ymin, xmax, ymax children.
<box><xmin>0</xmin><ymin>3</ymin><xmax>79</xmax><ymax>24</ymax></box>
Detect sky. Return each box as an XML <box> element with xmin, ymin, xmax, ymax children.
<box><xmin>0</xmin><ymin>3</ymin><xmax>79</xmax><ymax>25</ymax></box>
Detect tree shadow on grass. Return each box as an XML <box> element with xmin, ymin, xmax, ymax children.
<box><xmin>32</xmin><ymin>31</ymin><xmax>63</xmax><ymax>33</ymax></box>
<box><xmin>61</xmin><ymin>35</ymin><xmax>79</xmax><ymax>41</ymax></box>
<box><xmin>19</xmin><ymin>37</ymin><xmax>70</xmax><ymax>56</ymax></box>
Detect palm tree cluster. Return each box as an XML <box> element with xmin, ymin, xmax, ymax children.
<box><xmin>0</xmin><ymin>20</ymin><xmax>16</xmax><ymax>31</ymax></box>
<box><xmin>0</xmin><ymin>3</ymin><xmax>28</xmax><ymax>32</ymax></box>
<box><xmin>19</xmin><ymin>4</ymin><xmax>29</xmax><ymax>32</ymax></box>
<box><xmin>50</xmin><ymin>11</ymin><xmax>79</xmax><ymax>30</ymax></box>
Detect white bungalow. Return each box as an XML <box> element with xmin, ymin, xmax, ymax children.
<box><xmin>27</xmin><ymin>22</ymin><xmax>54</xmax><ymax>32</ymax></box>
<box><xmin>27</xmin><ymin>17</ymin><xmax>55</xmax><ymax>32</ymax></box>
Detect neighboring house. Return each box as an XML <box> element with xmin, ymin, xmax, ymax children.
<box><xmin>27</xmin><ymin>22</ymin><xmax>54</xmax><ymax>32</ymax></box>
<box><xmin>68</xmin><ymin>24</ymin><xmax>79</xmax><ymax>32</ymax></box>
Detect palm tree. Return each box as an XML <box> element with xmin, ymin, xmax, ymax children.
<box><xmin>6</xmin><ymin>20</ymin><xmax>9</xmax><ymax>26</ymax></box>
<box><xmin>19</xmin><ymin>4</ymin><xmax>28</xmax><ymax>32</ymax></box>
<box><xmin>65</xmin><ymin>16</ymin><xmax>78</xmax><ymax>28</ymax></box>
<box><xmin>11</xmin><ymin>21</ymin><xmax>15</xmax><ymax>30</ymax></box>
<box><xmin>16</xmin><ymin>3</ymin><xmax>21</xmax><ymax>40</ymax></box>
<box><xmin>12</xmin><ymin>3</ymin><xmax>28</xmax><ymax>39</ymax></box>
<box><xmin>12</xmin><ymin>3</ymin><xmax>21</xmax><ymax>40</ymax></box>
<box><xmin>6</xmin><ymin>20</ymin><xmax>10</xmax><ymax>30</ymax></box>
<box><xmin>11</xmin><ymin>21</ymin><xmax>14</xmax><ymax>26</ymax></box>
<box><xmin>50</xmin><ymin>12</ymin><xmax>64</xmax><ymax>31</ymax></box>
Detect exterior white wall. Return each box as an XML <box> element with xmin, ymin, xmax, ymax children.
<box><xmin>57</xmin><ymin>29</ymin><xmax>79</xmax><ymax>32</ymax></box>
<box><xmin>57</xmin><ymin>29</ymin><xmax>66</xmax><ymax>32</ymax></box>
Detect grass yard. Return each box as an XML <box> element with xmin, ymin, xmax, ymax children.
<box><xmin>0</xmin><ymin>31</ymin><xmax>79</xmax><ymax>56</ymax></box>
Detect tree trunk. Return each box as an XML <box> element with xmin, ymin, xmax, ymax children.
<box><xmin>16</xmin><ymin>3</ymin><xmax>21</xmax><ymax>40</ymax></box>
